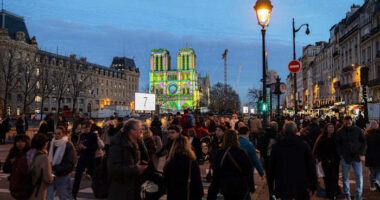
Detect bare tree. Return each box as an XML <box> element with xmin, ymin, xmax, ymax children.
<box><xmin>68</xmin><ymin>69</ymin><xmax>92</xmax><ymax>117</ymax></box>
<box><xmin>247</xmin><ymin>87</ymin><xmax>261</xmax><ymax>108</ymax></box>
<box><xmin>209</xmin><ymin>82</ymin><xmax>240</xmax><ymax>114</ymax></box>
<box><xmin>37</xmin><ymin>63</ymin><xmax>55</xmax><ymax>119</ymax></box>
<box><xmin>19</xmin><ymin>56</ymin><xmax>39</xmax><ymax>114</ymax></box>
<box><xmin>52</xmin><ymin>69</ymin><xmax>69</xmax><ymax>118</ymax></box>
<box><xmin>0</xmin><ymin>50</ymin><xmax>19</xmax><ymax>117</ymax></box>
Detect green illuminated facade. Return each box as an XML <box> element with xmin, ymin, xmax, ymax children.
<box><xmin>149</xmin><ymin>48</ymin><xmax>199</xmax><ymax>111</ymax></box>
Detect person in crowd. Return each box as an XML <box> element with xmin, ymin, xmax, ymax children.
<box><xmin>95</xmin><ymin>129</ymin><xmax>105</xmax><ymax>167</ymax></box>
<box><xmin>101</xmin><ymin>116</ymin><xmax>116</xmax><ymax>154</ymax></box>
<box><xmin>313</xmin><ymin>123</ymin><xmax>341</xmax><ymax>200</ymax></box>
<box><xmin>188</xmin><ymin>128</ymin><xmax>202</xmax><ymax>162</ymax></box>
<box><xmin>302</xmin><ymin>116</ymin><xmax>311</xmax><ymax>128</ymax></box>
<box><xmin>72</xmin><ymin>121</ymin><xmax>98</xmax><ymax>199</ymax></box>
<box><xmin>3</xmin><ymin>134</ymin><xmax>31</xmax><ymax>173</ymax></box>
<box><xmin>364</xmin><ymin>120</ymin><xmax>380</xmax><ymax>192</ymax></box>
<box><xmin>336</xmin><ymin>116</ymin><xmax>366</xmax><ymax>200</ymax></box>
<box><xmin>47</xmin><ymin>126</ymin><xmax>76</xmax><ymax>200</ymax></box>
<box><xmin>151</xmin><ymin>115</ymin><xmax>163</xmax><ymax>138</ymax></box>
<box><xmin>38</xmin><ymin>117</ymin><xmax>49</xmax><ymax>136</ymax></box>
<box><xmin>107</xmin><ymin>119</ymin><xmax>149</xmax><ymax>200</ymax></box>
<box><xmin>180</xmin><ymin>110</ymin><xmax>193</xmax><ymax>136</ymax></box>
<box><xmin>89</xmin><ymin>118</ymin><xmax>102</xmax><ymax>136</ymax></box>
<box><xmin>29</xmin><ymin>134</ymin><xmax>54</xmax><ymax>200</ymax></box>
<box><xmin>195</xmin><ymin>122</ymin><xmax>210</xmax><ymax>139</ymax></box>
<box><xmin>108</xmin><ymin>117</ymin><xmax>123</xmax><ymax>137</ymax></box>
<box><xmin>305</xmin><ymin>118</ymin><xmax>321</xmax><ymax>148</ymax></box>
<box><xmin>142</xmin><ymin>123</ymin><xmax>156</xmax><ymax>164</ymax></box>
<box><xmin>206</xmin><ymin>114</ymin><xmax>217</xmax><ymax>134</ymax></box>
<box><xmin>56</xmin><ymin>115</ymin><xmax>68</xmax><ymax>130</ymax></box>
<box><xmin>238</xmin><ymin>126</ymin><xmax>265</xmax><ymax>178</ymax></box>
<box><xmin>156</xmin><ymin>126</ymin><xmax>181</xmax><ymax>158</ymax></box>
<box><xmin>258</xmin><ymin>122</ymin><xmax>279</xmax><ymax>172</ymax></box>
<box><xmin>45</xmin><ymin>113</ymin><xmax>55</xmax><ymax>134</ymax></box>
<box><xmin>268</xmin><ymin>122</ymin><xmax>317</xmax><ymax>200</ymax></box>
<box><xmin>356</xmin><ymin>114</ymin><xmax>366</xmax><ymax>130</ymax></box>
<box><xmin>208</xmin><ymin>130</ymin><xmax>254</xmax><ymax>200</ymax></box>
<box><xmin>229</xmin><ymin>114</ymin><xmax>239</xmax><ymax>131</ymax></box>
<box><xmin>209</xmin><ymin>126</ymin><xmax>225</xmax><ymax>167</ymax></box>
<box><xmin>219</xmin><ymin>117</ymin><xmax>225</xmax><ymax>126</ymax></box>
<box><xmin>150</xmin><ymin>126</ymin><xmax>162</xmax><ymax>168</ymax></box>
<box><xmin>172</xmin><ymin>112</ymin><xmax>181</xmax><ymax>125</ymax></box>
<box><xmin>167</xmin><ymin>114</ymin><xmax>174</xmax><ymax>127</ymax></box>
<box><xmin>16</xmin><ymin>114</ymin><xmax>28</xmax><ymax>135</ymax></box>
<box><xmin>249</xmin><ymin>114</ymin><xmax>262</xmax><ymax>143</ymax></box>
<box><xmin>163</xmin><ymin>135</ymin><xmax>203</xmax><ymax>200</ymax></box>
<box><xmin>0</xmin><ymin>117</ymin><xmax>10</xmax><ymax>144</ymax></box>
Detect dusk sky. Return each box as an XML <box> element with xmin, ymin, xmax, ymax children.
<box><xmin>7</xmin><ymin>0</ymin><xmax>363</xmax><ymax>103</ymax></box>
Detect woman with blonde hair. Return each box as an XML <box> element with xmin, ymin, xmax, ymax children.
<box><xmin>208</xmin><ymin>130</ymin><xmax>254</xmax><ymax>200</ymax></box>
<box><xmin>163</xmin><ymin>135</ymin><xmax>203</xmax><ymax>200</ymax></box>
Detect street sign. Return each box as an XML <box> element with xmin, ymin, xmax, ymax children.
<box><xmin>288</xmin><ymin>60</ymin><xmax>301</xmax><ymax>73</ymax></box>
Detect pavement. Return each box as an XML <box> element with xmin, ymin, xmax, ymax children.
<box><xmin>0</xmin><ymin>131</ymin><xmax>379</xmax><ymax>199</ymax></box>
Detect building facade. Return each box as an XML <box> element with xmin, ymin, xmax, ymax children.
<box><xmin>149</xmin><ymin>48</ymin><xmax>200</xmax><ymax>111</ymax></box>
<box><xmin>0</xmin><ymin>10</ymin><xmax>139</xmax><ymax>117</ymax></box>
<box><xmin>285</xmin><ymin>1</ymin><xmax>380</xmax><ymax>117</ymax></box>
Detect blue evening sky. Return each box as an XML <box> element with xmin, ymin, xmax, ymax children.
<box><xmin>6</xmin><ymin>0</ymin><xmax>363</xmax><ymax>103</ymax></box>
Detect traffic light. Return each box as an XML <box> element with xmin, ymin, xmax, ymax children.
<box><xmin>259</xmin><ymin>101</ymin><xmax>268</xmax><ymax>113</ymax></box>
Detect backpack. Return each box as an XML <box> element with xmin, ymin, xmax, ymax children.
<box><xmin>9</xmin><ymin>152</ymin><xmax>43</xmax><ymax>199</ymax></box>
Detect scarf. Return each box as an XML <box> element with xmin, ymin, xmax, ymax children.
<box><xmin>48</xmin><ymin>136</ymin><xmax>68</xmax><ymax>166</ymax></box>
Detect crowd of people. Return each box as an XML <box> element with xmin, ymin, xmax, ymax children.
<box><xmin>0</xmin><ymin>111</ymin><xmax>379</xmax><ymax>200</ymax></box>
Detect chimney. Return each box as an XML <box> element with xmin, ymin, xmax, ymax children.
<box><xmin>69</xmin><ymin>54</ymin><xmax>76</xmax><ymax>61</ymax></box>
<box><xmin>80</xmin><ymin>57</ymin><xmax>87</xmax><ymax>63</ymax></box>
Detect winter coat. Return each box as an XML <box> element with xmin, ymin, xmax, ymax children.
<box><xmin>249</xmin><ymin>117</ymin><xmax>262</xmax><ymax>134</ymax></box>
<box><xmin>208</xmin><ymin>146</ymin><xmax>254</xmax><ymax>200</ymax></box>
<box><xmin>238</xmin><ymin>136</ymin><xmax>265</xmax><ymax>176</ymax></box>
<box><xmin>0</xmin><ymin>119</ymin><xmax>10</xmax><ymax>138</ymax></box>
<box><xmin>190</xmin><ymin>137</ymin><xmax>202</xmax><ymax>162</ymax></box>
<box><xmin>305</xmin><ymin>123</ymin><xmax>321</xmax><ymax>148</ymax></box>
<box><xmin>49</xmin><ymin>142</ymin><xmax>76</xmax><ymax>177</ymax></box>
<box><xmin>16</xmin><ymin>118</ymin><xmax>27</xmax><ymax>134</ymax></box>
<box><xmin>268</xmin><ymin>134</ymin><xmax>317</xmax><ymax>200</ymax></box>
<box><xmin>365</xmin><ymin>129</ymin><xmax>380</xmax><ymax>168</ymax></box>
<box><xmin>163</xmin><ymin>154</ymin><xmax>203</xmax><ymax>200</ymax></box>
<box><xmin>38</xmin><ymin>121</ymin><xmax>48</xmax><ymax>135</ymax></box>
<box><xmin>209</xmin><ymin>135</ymin><xmax>223</xmax><ymax>167</ymax></box>
<box><xmin>107</xmin><ymin>132</ymin><xmax>147</xmax><ymax>200</ymax></box>
<box><xmin>336</xmin><ymin>125</ymin><xmax>366</xmax><ymax>163</ymax></box>
<box><xmin>28</xmin><ymin>151</ymin><xmax>54</xmax><ymax>200</ymax></box>
<box><xmin>45</xmin><ymin>118</ymin><xmax>55</xmax><ymax>133</ymax></box>
<box><xmin>314</xmin><ymin>134</ymin><xmax>340</xmax><ymax>163</ymax></box>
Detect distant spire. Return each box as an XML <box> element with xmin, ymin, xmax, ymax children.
<box><xmin>123</xmin><ymin>41</ymin><xmax>125</xmax><ymax>57</ymax></box>
<box><xmin>1</xmin><ymin>0</ymin><xmax>3</xmax><ymax>11</ymax></box>
<box><xmin>186</xmin><ymin>40</ymin><xmax>188</xmax><ymax>48</ymax></box>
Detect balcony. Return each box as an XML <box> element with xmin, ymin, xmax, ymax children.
<box><xmin>342</xmin><ymin>65</ymin><xmax>354</xmax><ymax>73</ymax></box>
<box><xmin>371</xmin><ymin>24</ymin><xmax>380</xmax><ymax>36</ymax></box>
<box><xmin>340</xmin><ymin>82</ymin><xmax>357</xmax><ymax>90</ymax></box>
<box><xmin>333</xmin><ymin>51</ymin><xmax>339</xmax><ymax>58</ymax></box>
<box><xmin>333</xmin><ymin>81</ymin><xmax>340</xmax><ymax>88</ymax></box>
<box><xmin>368</xmin><ymin>78</ymin><xmax>380</xmax><ymax>87</ymax></box>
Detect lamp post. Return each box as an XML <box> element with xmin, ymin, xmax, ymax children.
<box><xmin>292</xmin><ymin>18</ymin><xmax>310</xmax><ymax>115</ymax></box>
<box><xmin>254</xmin><ymin>0</ymin><xmax>273</xmax><ymax>127</ymax></box>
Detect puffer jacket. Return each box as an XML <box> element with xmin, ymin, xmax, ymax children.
<box><xmin>336</xmin><ymin>125</ymin><xmax>366</xmax><ymax>163</ymax></box>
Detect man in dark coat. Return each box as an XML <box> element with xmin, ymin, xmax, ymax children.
<box><xmin>304</xmin><ymin>118</ymin><xmax>321</xmax><ymax>148</ymax></box>
<box><xmin>107</xmin><ymin>119</ymin><xmax>148</xmax><ymax>200</ymax></box>
<box><xmin>0</xmin><ymin>118</ymin><xmax>10</xmax><ymax>144</ymax></box>
<box><xmin>268</xmin><ymin>122</ymin><xmax>317</xmax><ymax>200</ymax></box>
<box><xmin>16</xmin><ymin>114</ymin><xmax>28</xmax><ymax>135</ymax></box>
<box><xmin>46</xmin><ymin>113</ymin><xmax>55</xmax><ymax>133</ymax></box>
<box><xmin>336</xmin><ymin>116</ymin><xmax>366</xmax><ymax>200</ymax></box>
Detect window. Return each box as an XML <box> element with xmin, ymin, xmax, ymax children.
<box><xmin>36</xmin><ymin>68</ymin><xmax>40</xmax><ymax>76</ymax></box>
<box><xmin>36</xmin><ymin>81</ymin><xmax>40</xmax><ymax>89</ymax></box>
<box><xmin>35</xmin><ymin>96</ymin><xmax>42</xmax><ymax>103</ymax></box>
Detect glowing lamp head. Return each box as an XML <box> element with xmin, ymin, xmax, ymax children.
<box><xmin>254</xmin><ymin>0</ymin><xmax>273</xmax><ymax>27</ymax></box>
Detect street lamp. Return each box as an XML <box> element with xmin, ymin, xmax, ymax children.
<box><xmin>292</xmin><ymin>18</ymin><xmax>310</xmax><ymax>116</ymax></box>
<box><xmin>254</xmin><ymin>0</ymin><xmax>273</xmax><ymax>127</ymax></box>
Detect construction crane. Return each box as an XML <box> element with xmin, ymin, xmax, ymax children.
<box><xmin>222</xmin><ymin>49</ymin><xmax>228</xmax><ymax>91</ymax></box>
<box><xmin>234</xmin><ymin>65</ymin><xmax>242</xmax><ymax>92</ymax></box>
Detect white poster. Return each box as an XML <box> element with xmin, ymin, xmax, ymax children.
<box><xmin>243</xmin><ymin>106</ymin><xmax>249</xmax><ymax>114</ymax></box>
<box><xmin>135</xmin><ymin>93</ymin><xmax>156</xmax><ymax>111</ymax></box>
